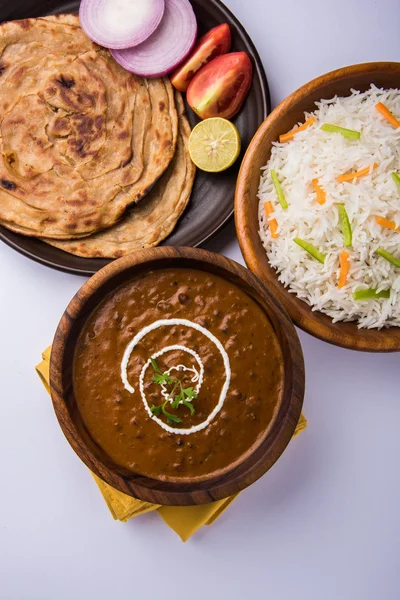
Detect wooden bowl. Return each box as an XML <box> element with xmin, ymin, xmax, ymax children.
<box><xmin>235</xmin><ymin>62</ymin><xmax>400</xmax><ymax>352</ymax></box>
<box><xmin>50</xmin><ymin>247</ymin><xmax>304</xmax><ymax>506</ymax></box>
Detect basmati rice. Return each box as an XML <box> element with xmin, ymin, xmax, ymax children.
<box><xmin>258</xmin><ymin>85</ymin><xmax>400</xmax><ymax>329</ymax></box>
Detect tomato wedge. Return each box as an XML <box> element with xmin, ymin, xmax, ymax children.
<box><xmin>171</xmin><ymin>23</ymin><xmax>231</xmax><ymax>92</ymax></box>
<box><xmin>187</xmin><ymin>52</ymin><xmax>253</xmax><ymax>120</ymax></box>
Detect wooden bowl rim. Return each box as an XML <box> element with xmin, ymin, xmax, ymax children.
<box><xmin>235</xmin><ymin>61</ymin><xmax>400</xmax><ymax>353</ymax></box>
<box><xmin>50</xmin><ymin>246</ymin><xmax>305</xmax><ymax>506</ymax></box>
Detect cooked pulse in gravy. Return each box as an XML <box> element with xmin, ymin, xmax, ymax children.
<box><xmin>73</xmin><ymin>269</ymin><xmax>284</xmax><ymax>481</ymax></box>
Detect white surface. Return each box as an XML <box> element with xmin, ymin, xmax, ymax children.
<box><xmin>0</xmin><ymin>1</ymin><xmax>399</xmax><ymax>598</ymax></box>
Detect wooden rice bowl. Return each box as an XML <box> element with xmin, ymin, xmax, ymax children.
<box><xmin>235</xmin><ymin>62</ymin><xmax>400</xmax><ymax>352</ymax></box>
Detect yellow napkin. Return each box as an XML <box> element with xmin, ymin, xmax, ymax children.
<box><xmin>36</xmin><ymin>347</ymin><xmax>307</xmax><ymax>541</ymax></box>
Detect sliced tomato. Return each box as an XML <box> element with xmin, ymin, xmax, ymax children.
<box><xmin>170</xmin><ymin>23</ymin><xmax>231</xmax><ymax>92</ymax></box>
<box><xmin>187</xmin><ymin>52</ymin><xmax>253</xmax><ymax>120</ymax></box>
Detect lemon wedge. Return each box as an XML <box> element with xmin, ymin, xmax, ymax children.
<box><xmin>188</xmin><ymin>117</ymin><xmax>241</xmax><ymax>172</ymax></box>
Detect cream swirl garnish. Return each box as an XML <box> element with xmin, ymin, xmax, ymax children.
<box><xmin>120</xmin><ymin>318</ymin><xmax>231</xmax><ymax>435</ymax></box>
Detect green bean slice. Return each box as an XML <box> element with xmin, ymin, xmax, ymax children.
<box><xmin>337</xmin><ymin>203</ymin><xmax>353</xmax><ymax>247</ymax></box>
<box><xmin>320</xmin><ymin>124</ymin><xmax>361</xmax><ymax>140</ymax></box>
<box><xmin>271</xmin><ymin>169</ymin><xmax>288</xmax><ymax>209</ymax></box>
<box><xmin>353</xmin><ymin>288</ymin><xmax>391</xmax><ymax>301</ymax></box>
<box><xmin>294</xmin><ymin>238</ymin><xmax>326</xmax><ymax>264</ymax></box>
<box><xmin>376</xmin><ymin>247</ymin><xmax>400</xmax><ymax>268</ymax></box>
<box><xmin>392</xmin><ymin>171</ymin><xmax>400</xmax><ymax>187</ymax></box>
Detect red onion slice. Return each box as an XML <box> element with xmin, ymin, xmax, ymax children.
<box><xmin>111</xmin><ymin>0</ymin><xmax>197</xmax><ymax>78</ymax></box>
<box><xmin>79</xmin><ymin>0</ymin><xmax>165</xmax><ymax>50</ymax></box>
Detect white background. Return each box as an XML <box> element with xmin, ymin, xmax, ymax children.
<box><xmin>1</xmin><ymin>1</ymin><xmax>399</xmax><ymax>598</ymax></box>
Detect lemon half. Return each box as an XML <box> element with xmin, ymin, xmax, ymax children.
<box><xmin>188</xmin><ymin>117</ymin><xmax>241</xmax><ymax>173</ymax></box>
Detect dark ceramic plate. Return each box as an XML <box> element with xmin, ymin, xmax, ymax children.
<box><xmin>0</xmin><ymin>0</ymin><xmax>270</xmax><ymax>276</ymax></box>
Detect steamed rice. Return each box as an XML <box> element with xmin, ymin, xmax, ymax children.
<box><xmin>258</xmin><ymin>85</ymin><xmax>400</xmax><ymax>329</ymax></box>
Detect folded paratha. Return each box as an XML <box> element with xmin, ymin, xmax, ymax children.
<box><xmin>0</xmin><ymin>14</ymin><xmax>177</xmax><ymax>239</ymax></box>
<box><xmin>47</xmin><ymin>95</ymin><xmax>196</xmax><ymax>258</ymax></box>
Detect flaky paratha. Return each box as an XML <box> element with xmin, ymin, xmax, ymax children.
<box><xmin>0</xmin><ymin>14</ymin><xmax>177</xmax><ymax>239</ymax></box>
<box><xmin>47</xmin><ymin>95</ymin><xmax>196</xmax><ymax>258</ymax></box>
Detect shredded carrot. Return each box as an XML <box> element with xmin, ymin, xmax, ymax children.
<box><xmin>375</xmin><ymin>102</ymin><xmax>400</xmax><ymax>129</ymax></box>
<box><xmin>279</xmin><ymin>116</ymin><xmax>316</xmax><ymax>143</ymax></box>
<box><xmin>311</xmin><ymin>178</ymin><xmax>326</xmax><ymax>205</ymax></box>
<box><xmin>338</xmin><ymin>251</ymin><xmax>350</xmax><ymax>289</ymax></box>
<box><xmin>375</xmin><ymin>216</ymin><xmax>400</xmax><ymax>232</ymax></box>
<box><xmin>337</xmin><ymin>162</ymin><xmax>379</xmax><ymax>183</ymax></box>
<box><xmin>264</xmin><ymin>201</ymin><xmax>279</xmax><ymax>238</ymax></box>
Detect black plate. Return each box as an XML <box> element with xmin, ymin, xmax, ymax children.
<box><xmin>0</xmin><ymin>0</ymin><xmax>270</xmax><ymax>275</ymax></box>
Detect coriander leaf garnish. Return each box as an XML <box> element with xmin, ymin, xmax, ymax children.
<box><xmin>182</xmin><ymin>387</ymin><xmax>198</xmax><ymax>400</ymax></box>
<box><xmin>182</xmin><ymin>399</ymin><xmax>195</xmax><ymax>416</ymax></box>
<box><xmin>153</xmin><ymin>372</ymin><xmax>173</xmax><ymax>385</ymax></box>
<box><xmin>150</xmin><ymin>358</ymin><xmax>161</xmax><ymax>373</ymax></box>
<box><xmin>167</xmin><ymin>415</ymin><xmax>182</xmax><ymax>425</ymax></box>
<box><xmin>149</xmin><ymin>359</ymin><xmax>198</xmax><ymax>425</ymax></box>
<box><xmin>151</xmin><ymin>358</ymin><xmax>174</xmax><ymax>385</ymax></box>
<box><xmin>150</xmin><ymin>405</ymin><xmax>162</xmax><ymax>417</ymax></box>
<box><xmin>171</xmin><ymin>390</ymin><xmax>183</xmax><ymax>410</ymax></box>
<box><xmin>162</xmin><ymin>401</ymin><xmax>181</xmax><ymax>424</ymax></box>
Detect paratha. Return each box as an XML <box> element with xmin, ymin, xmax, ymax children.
<box><xmin>47</xmin><ymin>95</ymin><xmax>196</xmax><ymax>258</ymax></box>
<box><xmin>0</xmin><ymin>14</ymin><xmax>178</xmax><ymax>239</ymax></box>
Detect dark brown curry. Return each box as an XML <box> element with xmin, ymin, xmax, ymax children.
<box><xmin>73</xmin><ymin>268</ymin><xmax>284</xmax><ymax>481</ymax></box>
